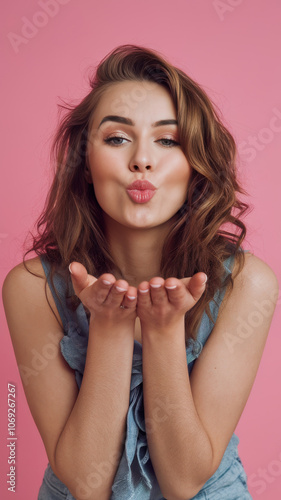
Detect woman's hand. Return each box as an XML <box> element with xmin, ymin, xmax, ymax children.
<box><xmin>69</xmin><ymin>262</ymin><xmax>138</xmax><ymax>325</ymax></box>
<box><xmin>137</xmin><ymin>272</ymin><xmax>207</xmax><ymax>335</ymax></box>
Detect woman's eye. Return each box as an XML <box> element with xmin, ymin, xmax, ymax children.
<box><xmin>158</xmin><ymin>138</ymin><xmax>179</xmax><ymax>147</ymax></box>
<box><xmin>104</xmin><ymin>136</ymin><xmax>128</xmax><ymax>146</ymax></box>
<box><xmin>103</xmin><ymin>136</ymin><xmax>179</xmax><ymax>147</ymax></box>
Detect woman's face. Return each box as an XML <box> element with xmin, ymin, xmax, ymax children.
<box><xmin>86</xmin><ymin>80</ymin><xmax>192</xmax><ymax>232</ymax></box>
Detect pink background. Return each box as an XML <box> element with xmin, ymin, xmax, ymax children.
<box><xmin>1</xmin><ymin>1</ymin><xmax>281</xmax><ymax>498</ymax></box>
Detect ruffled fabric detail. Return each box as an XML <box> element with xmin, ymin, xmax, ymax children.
<box><xmin>110</xmin><ymin>338</ymin><xmax>204</xmax><ymax>500</ymax></box>
<box><xmin>60</xmin><ymin>329</ymin><xmax>204</xmax><ymax>499</ymax></box>
<box><xmin>60</xmin><ymin>320</ymin><xmax>89</xmax><ymax>388</ymax></box>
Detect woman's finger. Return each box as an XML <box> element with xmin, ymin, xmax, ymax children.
<box><xmin>164</xmin><ymin>278</ymin><xmax>186</xmax><ymax>304</ymax></box>
<box><xmin>120</xmin><ymin>286</ymin><xmax>138</xmax><ymax>309</ymax></box>
<box><xmin>184</xmin><ymin>273</ymin><xmax>207</xmax><ymax>302</ymax></box>
<box><xmin>69</xmin><ymin>261</ymin><xmax>97</xmax><ymax>296</ymax></box>
<box><xmin>137</xmin><ymin>281</ymin><xmax>151</xmax><ymax>308</ymax></box>
<box><xmin>104</xmin><ymin>279</ymin><xmax>129</xmax><ymax>307</ymax></box>
<box><xmin>149</xmin><ymin>278</ymin><xmax>165</xmax><ymax>305</ymax></box>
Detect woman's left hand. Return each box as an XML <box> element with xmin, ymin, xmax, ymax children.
<box><xmin>137</xmin><ymin>273</ymin><xmax>207</xmax><ymax>335</ymax></box>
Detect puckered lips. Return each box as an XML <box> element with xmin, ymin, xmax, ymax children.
<box><xmin>126</xmin><ymin>180</ymin><xmax>157</xmax><ymax>204</ymax></box>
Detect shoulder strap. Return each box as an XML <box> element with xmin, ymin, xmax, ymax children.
<box><xmin>196</xmin><ymin>253</ymin><xmax>236</xmax><ymax>344</ymax></box>
<box><xmin>40</xmin><ymin>255</ymin><xmax>88</xmax><ymax>334</ymax></box>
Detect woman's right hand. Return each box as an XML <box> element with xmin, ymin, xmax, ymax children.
<box><xmin>69</xmin><ymin>262</ymin><xmax>137</xmax><ymax>325</ymax></box>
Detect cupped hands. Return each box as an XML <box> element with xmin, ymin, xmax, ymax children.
<box><xmin>69</xmin><ymin>262</ymin><xmax>207</xmax><ymax>332</ymax></box>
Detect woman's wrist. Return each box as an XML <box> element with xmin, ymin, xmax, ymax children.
<box><xmin>89</xmin><ymin>315</ymin><xmax>136</xmax><ymax>340</ymax></box>
<box><xmin>140</xmin><ymin>316</ymin><xmax>186</xmax><ymax>343</ymax></box>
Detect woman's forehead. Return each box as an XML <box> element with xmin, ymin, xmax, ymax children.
<box><xmin>91</xmin><ymin>80</ymin><xmax>177</xmax><ymax>129</ymax></box>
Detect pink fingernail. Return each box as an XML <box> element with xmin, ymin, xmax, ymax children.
<box><xmin>127</xmin><ymin>295</ymin><xmax>136</xmax><ymax>300</ymax></box>
<box><xmin>150</xmin><ymin>283</ymin><xmax>162</xmax><ymax>289</ymax></box>
<box><xmin>102</xmin><ymin>279</ymin><xmax>112</xmax><ymax>285</ymax></box>
<box><xmin>165</xmin><ymin>285</ymin><xmax>177</xmax><ymax>290</ymax></box>
<box><xmin>116</xmin><ymin>286</ymin><xmax>127</xmax><ymax>292</ymax></box>
<box><xmin>203</xmin><ymin>274</ymin><xmax>208</xmax><ymax>284</ymax></box>
<box><xmin>139</xmin><ymin>288</ymin><xmax>149</xmax><ymax>294</ymax></box>
<box><xmin>69</xmin><ymin>264</ymin><xmax>73</xmax><ymax>274</ymax></box>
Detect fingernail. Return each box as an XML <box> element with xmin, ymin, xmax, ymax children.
<box><xmin>150</xmin><ymin>283</ymin><xmax>162</xmax><ymax>289</ymax></box>
<box><xmin>127</xmin><ymin>295</ymin><xmax>136</xmax><ymax>300</ymax></box>
<box><xmin>139</xmin><ymin>288</ymin><xmax>149</xmax><ymax>294</ymax></box>
<box><xmin>116</xmin><ymin>286</ymin><xmax>127</xmax><ymax>292</ymax></box>
<box><xmin>203</xmin><ymin>274</ymin><xmax>208</xmax><ymax>284</ymax></box>
<box><xmin>165</xmin><ymin>285</ymin><xmax>177</xmax><ymax>290</ymax></box>
<box><xmin>69</xmin><ymin>263</ymin><xmax>73</xmax><ymax>274</ymax></box>
<box><xmin>102</xmin><ymin>280</ymin><xmax>112</xmax><ymax>285</ymax></box>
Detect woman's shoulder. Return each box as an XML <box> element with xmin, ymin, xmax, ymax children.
<box><xmin>3</xmin><ymin>256</ymin><xmax>45</xmax><ymax>285</ymax></box>
<box><xmin>2</xmin><ymin>256</ymin><xmax>63</xmax><ymax>330</ymax></box>
<box><xmin>229</xmin><ymin>251</ymin><xmax>279</xmax><ymax>303</ymax></box>
<box><xmin>2</xmin><ymin>257</ymin><xmax>45</xmax><ymax>292</ymax></box>
<box><xmin>2</xmin><ymin>256</ymin><xmax>46</xmax><ymax>303</ymax></box>
<box><xmin>234</xmin><ymin>251</ymin><xmax>278</xmax><ymax>283</ymax></box>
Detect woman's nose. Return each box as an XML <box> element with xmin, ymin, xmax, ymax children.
<box><xmin>129</xmin><ymin>163</ymin><xmax>152</xmax><ymax>172</ymax></box>
<box><xmin>128</xmin><ymin>142</ymin><xmax>154</xmax><ymax>172</ymax></box>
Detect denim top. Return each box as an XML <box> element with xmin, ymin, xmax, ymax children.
<box><xmin>39</xmin><ymin>253</ymin><xmax>249</xmax><ymax>500</ymax></box>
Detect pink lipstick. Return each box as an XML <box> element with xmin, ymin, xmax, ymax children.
<box><xmin>126</xmin><ymin>180</ymin><xmax>156</xmax><ymax>204</ymax></box>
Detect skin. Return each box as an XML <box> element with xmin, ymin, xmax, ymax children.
<box><xmin>2</xmin><ymin>80</ymin><xmax>279</xmax><ymax>500</ymax></box>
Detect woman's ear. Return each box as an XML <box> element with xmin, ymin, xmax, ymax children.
<box><xmin>84</xmin><ymin>167</ymin><xmax>93</xmax><ymax>184</ymax></box>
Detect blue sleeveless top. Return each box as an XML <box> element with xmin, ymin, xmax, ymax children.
<box><xmin>38</xmin><ymin>253</ymin><xmax>252</xmax><ymax>500</ymax></box>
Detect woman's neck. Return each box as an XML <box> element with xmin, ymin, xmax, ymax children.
<box><xmin>104</xmin><ymin>219</ymin><xmax>172</xmax><ymax>287</ymax></box>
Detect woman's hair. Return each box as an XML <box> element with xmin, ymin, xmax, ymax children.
<box><xmin>23</xmin><ymin>44</ymin><xmax>249</xmax><ymax>343</ymax></box>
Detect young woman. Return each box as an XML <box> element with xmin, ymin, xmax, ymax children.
<box><xmin>2</xmin><ymin>45</ymin><xmax>278</xmax><ymax>500</ymax></box>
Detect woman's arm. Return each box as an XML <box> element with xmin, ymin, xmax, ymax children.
<box><xmin>2</xmin><ymin>258</ymin><xmax>137</xmax><ymax>500</ymax></box>
<box><xmin>138</xmin><ymin>253</ymin><xmax>279</xmax><ymax>500</ymax></box>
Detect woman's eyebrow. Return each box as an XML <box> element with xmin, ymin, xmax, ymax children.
<box><xmin>98</xmin><ymin>115</ymin><xmax>178</xmax><ymax>128</ymax></box>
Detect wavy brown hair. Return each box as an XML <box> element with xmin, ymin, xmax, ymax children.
<box><xmin>23</xmin><ymin>44</ymin><xmax>249</xmax><ymax>343</ymax></box>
